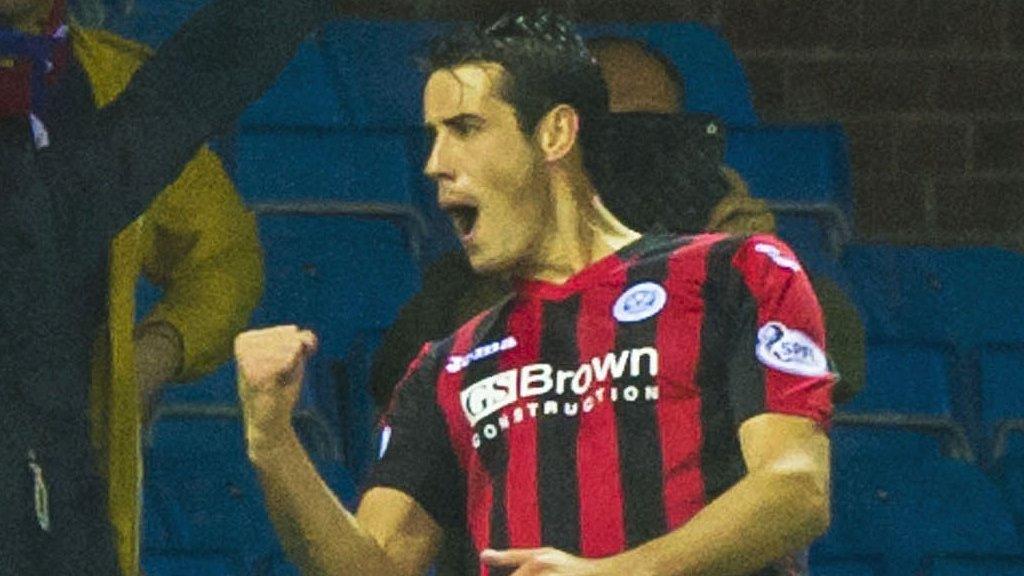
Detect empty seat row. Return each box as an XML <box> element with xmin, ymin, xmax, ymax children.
<box><xmin>842</xmin><ymin>245</ymin><xmax>1024</xmax><ymax>348</ymax></box>
<box><xmin>837</xmin><ymin>246</ymin><xmax>1024</xmax><ymax>455</ymax></box>
<box><xmin>812</xmin><ymin>426</ymin><xmax>1024</xmax><ymax>575</ymax></box>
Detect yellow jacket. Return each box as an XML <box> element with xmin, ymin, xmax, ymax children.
<box><xmin>71</xmin><ymin>26</ymin><xmax>264</xmax><ymax>576</ymax></box>
<box><xmin>707</xmin><ymin>167</ymin><xmax>777</xmax><ymax>235</ymax></box>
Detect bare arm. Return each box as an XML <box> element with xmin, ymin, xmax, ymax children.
<box><xmin>236</xmin><ymin>326</ymin><xmax>443</xmax><ymax>576</ymax></box>
<box><xmin>606</xmin><ymin>413</ymin><xmax>830</xmax><ymax>576</ymax></box>
<box><xmin>251</xmin><ymin>432</ymin><xmax>443</xmax><ymax>576</ymax></box>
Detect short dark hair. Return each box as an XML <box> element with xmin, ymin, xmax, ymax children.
<box><xmin>424</xmin><ymin>10</ymin><xmax>609</xmax><ymax>155</ymax></box>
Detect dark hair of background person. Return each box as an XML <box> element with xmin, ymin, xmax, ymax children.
<box><xmin>422</xmin><ymin>9</ymin><xmax>609</xmax><ymax>165</ymax></box>
<box><xmin>584</xmin><ymin>36</ymin><xmax>728</xmax><ymax>234</ymax></box>
<box><xmin>588</xmin><ymin>112</ymin><xmax>728</xmax><ymax>234</ymax></box>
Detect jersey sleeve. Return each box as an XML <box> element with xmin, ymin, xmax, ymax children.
<box><xmin>725</xmin><ymin>235</ymin><xmax>835</xmax><ymax>427</ymax></box>
<box><xmin>366</xmin><ymin>343</ymin><xmax>466</xmax><ymax>531</ymax></box>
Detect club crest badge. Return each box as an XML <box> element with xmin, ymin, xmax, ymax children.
<box><xmin>613</xmin><ymin>282</ymin><xmax>668</xmax><ymax>323</ymax></box>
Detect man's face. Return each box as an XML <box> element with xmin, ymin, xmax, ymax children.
<box><xmin>423</xmin><ymin>64</ymin><xmax>552</xmax><ymax>275</ymax></box>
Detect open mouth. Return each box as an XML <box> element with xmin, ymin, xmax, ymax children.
<box><xmin>445</xmin><ymin>204</ymin><xmax>479</xmax><ymax>239</ymax></box>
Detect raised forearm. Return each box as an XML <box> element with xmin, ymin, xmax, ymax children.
<box><xmin>607</xmin><ymin>468</ymin><xmax>829</xmax><ymax>576</ymax></box>
<box><xmin>250</xmin><ymin>431</ymin><xmax>406</xmax><ymax>576</ymax></box>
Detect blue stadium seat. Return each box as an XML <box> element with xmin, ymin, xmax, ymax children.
<box><xmin>840</xmin><ymin>341</ymin><xmax>954</xmax><ymax>417</ymax></box>
<box><xmin>842</xmin><ymin>246</ymin><xmax>1024</xmax><ymax>347</ymax></box>
<box><xmin>144</xmin><ymin>417</ymin><xmax>280</xmax><ymax>564</ymax></box>
<box><xmin>924</xmin><ymin>556</ymin><xmax>1024</xmax><ymax>576</ymax></box>
<box><xmin>992</xmin><ymin>431</ymin><xmax>1024</xmax><ymax>540</ymax></box>
<box><xmin>239</xmin><ymin>42</ymin><xmax>344</xmax><ymax>129</ymax></box>
<box><xmin>255</xmin><ymin>215</ymin><xmax>418</xmax><ymax>335</ymax></box>
<box><xmin>142</xmin><ymin>485</ymin><xmax>179</xmax><ymax>551</ymax></box>
<box><xmin>724</xmin><ymin>124</ymin><xmax>852</xmax><ymax>276</ymax></box>
<box><xmin>840</xmin><ymin>245</ymin><xmax>951</xmax><ymax>344</ymax></box>
<box><xmin>157</xmin><ymin>213</ymin><xmax>420</xmax><ymax>419</ymax></box>
<box><xmin>142</xmin><ymin>553</ymin><xmax>242</xmax><ymax>576</ymax></box>
<box><xmin>808</xmin><ymin>558</ymin><xmax>880</xmax><ymax>576</ymax></box>
<box><xmin>157</xmin><ymin>366</ymin><xmax>235</xmax><ymax>405</ymax></box>
<box><xmin>724</xmin><ymin>124</ymin><xmax>852</xmax><ymax>218</ymax></box>
<box><xmin>332</xmin><ymin>328</ymin><xmax>389</xmax><ymax>482</ymax></box>
<box><xmin>233</xmin><ymin>128</ymin><xmax>417</xmax><ymax>204</ymax></box>
<box><xmin>980</xmin><ymin>346</ymin><xmax>1024</xmax><ymax>437</ymax></box>
<box><xmin>814</xmin><ymin>427</ymin><xmax>1022</xmax><ymax>575</ymax></box>
<box><xmin>579</xmin><ymin>22</ymin><xmax>758</xmax><ymax>126</ymax></box>
<box><xmin>318</xmin><ymin>20</ymin><xmax>453</xmax><ymax>127</ymax></box>
<box><xmin>144</xmin><ymin>416</ymin><xmax>356</xmax><ymax>572</ymax></box>
<box><xmin>271</xmin><ymin>559</ymin><xmax>301</xmax><ymax>576</ymax></box>
<box><xmin>257</xmin><ymin>214</ymin><xmax>419</xmax><ymax>334</ymax></box>
<box><xmin>253</xmin><ymin>215</ymin><xmax>420</xmax><ymax>422</ymax></box>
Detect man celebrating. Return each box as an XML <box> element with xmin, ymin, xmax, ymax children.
<box><xmin>236</xmin><ymin>10</ymin><xmax>832</xmax><ymax>576</ymax></box>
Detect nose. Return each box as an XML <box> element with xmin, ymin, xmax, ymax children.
<box><xmin>423</xmin><ymin>133</ymin><xmax>454</xmax><ymax>183</ymax></box>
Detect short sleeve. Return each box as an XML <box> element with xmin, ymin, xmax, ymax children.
<box><xmin>724</xmin><ymin>235</ymin><xmax>835</xmax><ymax>427</ymax></box>
<box><xmin>366</xmin><ymin>344</ymin><xmax>466</xmax><ymax>531</ymax></box>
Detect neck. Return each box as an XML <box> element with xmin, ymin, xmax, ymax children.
<box><xmin>1</xmin><ymin>1</ymin><xmax>56</xmax><ymax>34</ymax></box>
<box><xmin>519</xmin><ymin>169</ymin><xmax>641</xmax><ymax>284</ymax></box>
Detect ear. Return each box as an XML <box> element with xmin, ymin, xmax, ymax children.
<box><xmin>535</xmin><ymin>104</ymin><xmax>581</xmax><ymax>163</ymax></box>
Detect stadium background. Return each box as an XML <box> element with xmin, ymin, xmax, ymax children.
<box><xmin>94</xmin><ymin>1</ymin><xmax>1024</xmax><ymax>574</ymax></box>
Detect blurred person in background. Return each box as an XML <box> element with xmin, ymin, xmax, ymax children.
<box><xmin>237</xmin><ymin>11</ymin><xmax>831</xmax><ymax>576</ymax></box>
<box><xmin>56</xmin><ymin>2</ymin><xmax>263</xmax><ymax>574</ymax></box>
<box><xmin>0</xmin><ymin>0</ymin><xmax>375</xmax><ymax>573</ymax></box>
<box><xmin>588</xmin><ymin>36</ymin><xmax>865</xmax><ymax>406</ymax></box>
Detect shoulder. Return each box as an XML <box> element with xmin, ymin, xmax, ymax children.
<box><xmin>627</xmin><ymin>232</ymin><xmax>751</xmax><ymax>271</ymax></box>
<box><xmin>729</xmin><ymin>234</ymin><xmax>805</xmax><ymax>278</ymax></box>
<box><xmin>653</xmin><ymin>232</ymin><xmax>801</xmax><ymax>274</ymax></box>
<box><xmin>448</xmin><ymin>292</ymin><xmax>515</xmax><ymax>340</ymax></box>
<box><xmin>657</xmin><ymin>233</ymin><xmax>807</xmax><ymax>307</ymax></box>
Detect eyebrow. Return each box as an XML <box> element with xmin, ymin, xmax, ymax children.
<box><xmin>425</xmin><ymin>113</ymin><xmax>486</xmax><ymax>133</ymax></box>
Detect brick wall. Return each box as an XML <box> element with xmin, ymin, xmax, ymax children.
<box><xmin>573</xmin><ymin>0</ymin><xmax>1024</xmax><ymax>246</ymax></box>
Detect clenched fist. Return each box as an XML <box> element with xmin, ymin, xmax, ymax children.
<box><xmin>235</xmin><ymin>325</ymin><xmax>318</xmax><ymax>457</ymax></box>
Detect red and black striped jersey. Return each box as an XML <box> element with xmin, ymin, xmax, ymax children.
<box><xmin>369</xmin><ymin>233</ymin><xmax>834</xmax><ymax>576</ymax></box>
